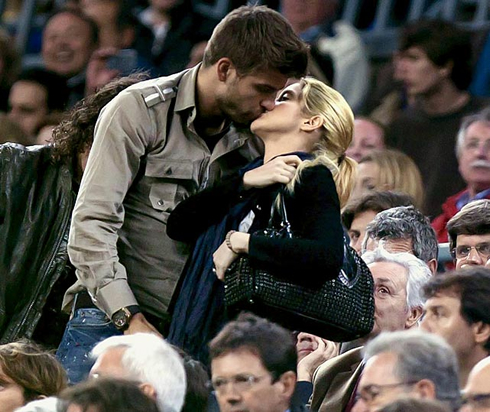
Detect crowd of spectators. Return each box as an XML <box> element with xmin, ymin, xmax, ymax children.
<box><xmin>1</xmin><ymin>1</ymin><xmax>490</xmax><ymax>412</ymax></box>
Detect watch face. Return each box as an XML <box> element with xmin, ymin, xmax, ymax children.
<box><xmin>113</xmin><ymin>310</ymin><xmax>129</xmax><ymax>329</ymax></box>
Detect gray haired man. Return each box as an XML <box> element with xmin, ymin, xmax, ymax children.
<box><xmin>353</xmin><ymin>330</ymin><xmax>460</xmax><ymax>412</ymax></box>
<box><xmin>89</xmin><ymin>333</ymin><xmax>186</xmax><ymax>412</ymax></box>
<box><xmin>362</xmin><ymin>206</ymin><xmax>439</xmax><ymax>274</ymax></box>
<box><xmin>310</xmin><ymin>248</ymin><xmax>432</xmax><ymax>412</ymax></box>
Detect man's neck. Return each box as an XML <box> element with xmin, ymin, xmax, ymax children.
<box><xmin>418</xmin><ymin>83</ymin><xmax>470</xmax><ymax>116</ymax></box>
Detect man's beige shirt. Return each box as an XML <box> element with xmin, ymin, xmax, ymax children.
<box><xmin>64</xmin><ymin>65</ymin><xmax>260</xmax><ymax>318</ymax></box>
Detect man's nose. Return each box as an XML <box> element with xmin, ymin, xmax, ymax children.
<box><xmin>261</xmin><ymin>98</ymin><xmax>276</xmax><ymax>111</ymax></box>
<box><xmin>467</xmin><ymin>247</ymin><xmax>484</xmax><ymax>265</ymax></box>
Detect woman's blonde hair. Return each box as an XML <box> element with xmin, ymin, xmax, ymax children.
<box><xmin>287</xmin><ymin>77</ymin><xmax>357</xmax><ymax>208</ymax></box>
<box><xmin>360</xmin><ymin>149</ymin><xmax>425</xmax><ymax>210</ymax></box>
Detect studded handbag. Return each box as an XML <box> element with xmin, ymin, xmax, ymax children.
<box><xmin>224</xmin><ymin>191</ymin><xmax>375</xmax><ymax>342</ymax></box>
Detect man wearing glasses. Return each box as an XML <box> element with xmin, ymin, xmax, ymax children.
<box><xmin>352</xmin><ymin>330</ymin><xmax>460</xmax><ymax>412</ymax></box>
<box><xmin>463</xmin><ymin>356</ymin><xmax>490</xmax><ymax>412</ymax></box>
<box><xmin>420</xmin><ymin>268</ymin><xmax>490</xmax><ymax>387</ymax></box>
<box><xmin>447</xmin><ymin>199</ymin><xmax>490</xmax><ymax>269</ymax></box>
<box><xmin>209</xmin><ymin>313</ymin><xmax>302</xmax><ymax>412</ymax></box>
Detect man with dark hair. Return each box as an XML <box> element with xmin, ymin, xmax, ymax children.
<box><xmin>446</xmin><ymin>199</ymin><xmax>490</xmax><ymax>269</ymax></box>
<box><xmin>7</xmin><ymin>68</ymin><xmax>69</xmax><ymax>141</ymax></box>
<box><xmin>432</xmin><ymin>107</ymin><xmax>490</xmax><ymax>243</ymax></box>
<box><xmin>421</xmin><ymin>268</ymin><xmax>490</xmax><ymax>386</ymax></box>
<box><xmin>342</xmin><ymin>191</ymin><xmax>414</xmax><ymax>253</ymax></box>
<box><xmin>62</xmin><ymin>4</ymin><xmax>308</xmax><ymax>382</ymax></box>
<box><xmin>387</xmin><ymin>20</ymin><xmax>488</xmax><ymax>218</ymax></box>
<box><xmin>363</xmin><ymin>205</ymin><xmax>439</xmax><ymax>274</ymax></box>
<box><xmin>209</xmin><ymin>313</ymin><xmax>299</xmax><ymax>412</ymax></box>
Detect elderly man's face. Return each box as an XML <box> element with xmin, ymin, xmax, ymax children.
<box><xmin>454</xmin><ymin>234</ymin><xmax>490</xmax><ymax>269</ymax></box>
<box><xmin>367</xmin><ymin>261</ymin><xmax>414</xmax><ymax>338</ymax></box>
<box><xmin>353</xmin><ymin>352</ymin><xmax>420</xmax><ymax>412</ymax></box>
<box><xmin>458</xmin><ymin>121</ymin><xmax>490</xmax><ymax>195</ymax></box>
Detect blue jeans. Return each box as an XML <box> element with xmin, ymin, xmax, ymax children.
<box><xmin>56</xmin><ymin>308</ymin><xmax>121</xmax><ymax>384</ymax></box>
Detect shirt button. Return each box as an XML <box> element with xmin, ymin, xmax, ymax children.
<box><xmin>157</xmin><ymin>199</ymin><xmax>164</xmax><ymax>206</ymax></box>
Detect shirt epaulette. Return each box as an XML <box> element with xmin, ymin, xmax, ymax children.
<box><xmin>143</xmin><ymin>86</ymin><xmax>178</xmax><ymax>108</ymax></box>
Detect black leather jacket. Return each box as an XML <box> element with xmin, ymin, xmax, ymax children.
<box><xmin>0</xmin><ymin>143</ymin><xmax>74</xmax><ymax>343</ymax></box>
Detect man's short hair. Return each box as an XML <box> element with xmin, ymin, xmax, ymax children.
<box><xmin>362</xmin><ymin>247</ymin><xmax>432</xmax><ymax>310</ymax></box>
<box><xmin>203</xmin><ymin>5</ymin><xmax>308</xmax><ymax>77</ymax></box>
<box><xmin>363</xmin><ymin>206</ymin><xmax>438</xmax><ymax>263</ymax></box>
<box><xmin>91</xmin><ymin>333</ymin><xmax>186</xmax><ymax>412</ymax></box>
<box><xmin>455</xmin><ymin>106</ymin><xmax>490</xmax><ymax>158</ymax></box>
<box><xmin>423</xmin><ymin>267</ymin><xmax>490</xmax><ymax>352</ymax></box>
<box><xmin>364</xmin><ymin>330</ymin><xmax>460</xmax><ymax>409</ymax></box>
<box><xmin>209</xmin><ymin>313</ymin><xmax>297</xmax><ymax>379</ymax></box>
<box><xmin>399</xmin><ymin>19</ymin><xmax>472</xmax><ymax>91</ymax></box>
<box><xmin>447</xmin><ymin>200</ymin><xmax>490</xmax><ymax>251</ymax></box>
<box><xmin>16</xmin><ymin>68</ymin><xmax>69</xmax><ymax>112</ymax></box>
<box><xmin>0</xmin><ymin>341</ymin><xmax>67</xmax><ymax>402</ymax></box>
<box><xmin>342</xmin><ymin>191</ymin><xmax>414</xmax><ymax>230</ymax></box>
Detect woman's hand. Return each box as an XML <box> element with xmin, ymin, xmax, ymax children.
<box><xmin>243</xmin><ymin>155</ymin><xmax>302</xmax><ymax>189</ymax></box>
<box><xmin>213</xmin><ymin>241</ymin><xmax>239</xmax><ymax>281</ymax></box>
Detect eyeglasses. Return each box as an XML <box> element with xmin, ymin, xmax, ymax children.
<box><xmin>461</xmin><ymin>393</ymin><xmax>490</xmax><ymax>408</ymax></box>
<box><xmin>211</xmin><ymin>374</ymin><xmax>271</xmax><ymax>394</ymax></box>
<box><xmin>356</xmin><ymin>381</ymin><xmax>419</xmax><ymax>404</ymax></box>
<box><xmin>451</xmin><ymin>242</ymin><xmax>490</xmax><ymax>259</ymax></box>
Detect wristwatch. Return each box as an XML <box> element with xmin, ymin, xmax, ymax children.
<box><xmin>111</xmin><ymin>305</ymin><xmax>141</xmax><ymax>331</ymax></box>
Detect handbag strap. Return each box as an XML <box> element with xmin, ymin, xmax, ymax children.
<box><xmin>267</xmin><ymin>190</ymin><xmax>293</xmax><ymax>238</ymax></box>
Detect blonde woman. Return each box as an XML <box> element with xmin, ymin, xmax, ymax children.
<box><xmin>166</xmin><ymin>78</ymin><xmax>357</xmax><ymax>361</ymax></box>
<box><xmin>353</xmin><ymin>148</ymin><xmax>425</xmax><ymax>210</ymax></box>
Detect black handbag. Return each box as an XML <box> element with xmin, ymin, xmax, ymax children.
<box><xmin>224</xmin><ymin>191</ymin><xmax>375</xmax><ymax>342</ymax></box>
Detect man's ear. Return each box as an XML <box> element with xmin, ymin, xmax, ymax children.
<box><xmin>278</xmin><ymin>371</ymin><xmax>297</xmax><ymax>398</ymax></box>
<box><xmin>414</xmin><ymin>378</ymin><xmax>437</xmax><ymax>399</ymax></box>
<box><xmin>405</xmin><ymin>306</ymin><xmax>423</xmax><ymax>329</ymax></box>
<box><xmin>216</xmin><ymin>58</ymin><xmax>234</xmax><ymax>82</ymax></box>
<box><xmin>139</xmin><ymin>382</ymin><xmax>157</xmax><ymax>400</ymax></box>
<box><xmin>427</xmin><ymin>258</ymin><xmax>438</xmax><ymax>275</ymax></box>
<box><xmin>472</xmin><ymin>321</ymin><xmax>490</xmax><ymax>347</ymax></box>
<box><xmin>300</xmin><ymin>115</ymin><xmax>323</xmax><ymax>132</ymax></box>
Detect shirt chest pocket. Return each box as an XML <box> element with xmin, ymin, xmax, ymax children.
<box><xmin>145</xmin><ymin>159</ymin><xmax>199</xmax><ymax>212</ymax></box>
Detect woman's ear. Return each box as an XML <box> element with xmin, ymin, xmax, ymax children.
<box><xmin>301</xmin><ymin>115</ymin><xmax>324</xmax><ymax>132</ymax></box>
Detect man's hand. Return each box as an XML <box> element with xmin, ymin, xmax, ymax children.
<box><xmin>213</xmin><ymin>241</ymin><xmax>240</xmax><ymax>281</ymax></box>
<box><xmin>297</xmin><ymin>337</ymin><xmax>339</xmax><ymax>382</ymax></box>
<box><xmin>124</xmin><ymin>313</ymin><xmax>162</xmax><ymax>338</ymax></box>
<box><xmin>243</xmin><ymin>155</ymin><xmax>302</xmax><ymax>189</ymax></box>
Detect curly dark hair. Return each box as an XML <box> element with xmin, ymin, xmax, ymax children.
<box><xmin>51</xmin><ymin>72</ymin><xmax>149</xmax><ymax>164</ymax></box>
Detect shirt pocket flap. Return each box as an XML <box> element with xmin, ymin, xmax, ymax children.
<box><xmin>145</xmin><ymin>158</ymin><xmax>195</xmax><ymax>180</ymax></box>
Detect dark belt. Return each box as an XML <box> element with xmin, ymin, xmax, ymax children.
<box><xmin>73</xmin><ymin>290</ymin><xmax>171</xmax><ymax>336</ymax></box>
